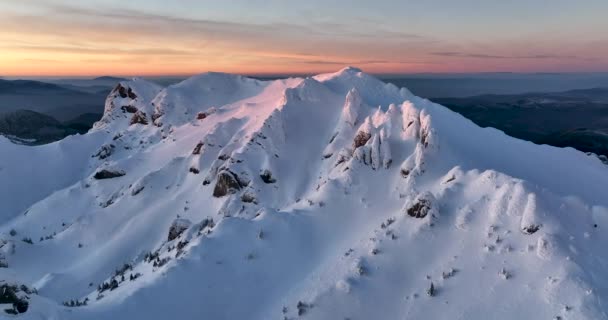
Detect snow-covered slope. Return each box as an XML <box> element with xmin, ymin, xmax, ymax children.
<box><xmin>1</xmin><ymin>67</ymin><xmax>607</xmax><ymax>319</ymax></box>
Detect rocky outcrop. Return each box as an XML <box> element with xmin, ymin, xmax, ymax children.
<box><xmin>241</xmin><ymin>192</ymin><xmax>257</xmax><ymax>204</ymax></box>
<box><xmin>406</xmin><ymin>192</ymin><xmax>436</xmax><ymax>219</ymax></box>
<box><xmin>407</xmin><ymin>199</ymin><xmax>432</xmax><ymax>218</ymax></box>
<box><xmin>94</xmin><ymin>169</ymin><xmax>126</xmax><ymax>180</ymax></box>
<box><xmin>93</xmin><ymin>144</ymin><xmax>115</xmax><ymax>160</ymax></box>
<box><xmin>168</xmin><ymin>218</ymin><xmax>191</xmax><ymax>241</ymax></box>
<box><xmin>192</xmin><ymin>142</ymin><xmax>204</xmax><ymax>155</ymax></box>
<box><xmin>260</xmin><ymin>169</ymin><xmax>276</xmax><ymax>184</ymax></box>
<box><xmin>121</xmin><ymin>105</ymin><xmax>138</xmax><ymax>113</ymax></box>
<box><xmin>1</xmin><ymin>283</ymin><xmax>35</xmax><ymax>314</ymax></box>
<box><xmin>213</xmin><ymin>170</ymin><xmax>243</xmax><ymax>197</ymax></box>
<box><xmin>130</xmin><ymin>111</ymin><xmax>148</xmax><ymax>125</ymax></box>
<box><xmin>522</xmin><ymin>224</ymin><xmax>540</xmax><ymax>235</ymax></box>
<box><xmin>353</xmin><ymin>131</ymin><xmax>371</xmax><ymax>149</ymax></box>
<box><xmin>115</xmin><ymin>84</ymin><xmax>138</xmax><ymax>99</ymax></box>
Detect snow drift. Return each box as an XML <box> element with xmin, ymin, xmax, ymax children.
<box><xmin>0</xmin><ymin>67</ymin><xmax>607</xmax><ymax>319</ymax></box>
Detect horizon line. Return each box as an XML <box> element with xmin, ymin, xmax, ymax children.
<box><xmin>5</xmin><ymin>70</ymin><xmax>608</xmax><ymax>80</ymax></box>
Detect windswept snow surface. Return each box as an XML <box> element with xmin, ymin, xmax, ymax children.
<box><xmin>1</xmin><ymin>68</ymin><xmax>607</xmax><ymax>320</ymax></box>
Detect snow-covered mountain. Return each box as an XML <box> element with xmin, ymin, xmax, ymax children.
<box><xmin>1</xmin><ymin>67</ymin><xmax>607</xmax><ymax>319</ymax></box>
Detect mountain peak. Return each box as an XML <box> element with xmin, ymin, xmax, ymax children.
<box><xmin>340</xmin><ymin>66</ymin><xmax>363</xmax><ymax>73</ymax></box>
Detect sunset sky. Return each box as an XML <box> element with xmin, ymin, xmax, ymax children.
<box><xmin>1</xmin><ymin>0</ymin><xmax>608</xmax><ymax>76</ymax></box>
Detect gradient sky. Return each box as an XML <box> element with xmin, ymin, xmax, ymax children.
<box><xmin>1</xmin><ymin>0</ymin><xmax>608</xmax><ymax>76</ymax></box>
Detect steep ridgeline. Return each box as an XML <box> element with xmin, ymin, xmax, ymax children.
<box><xmin>0</xmin><ymin>67</ymin><xmax>607</xmax><ymax>320</ymax></box>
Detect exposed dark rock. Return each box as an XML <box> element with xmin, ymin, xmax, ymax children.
<box><xmin>168</xmin><ymin>218</ymin><xmax>192</xmax><ymax>241</ymax></box>
<box><xmin>192</xmin><ymin>142</ymin><xmax>204</xmax><ymax>155</ymax></box>
<box><xmin>353</xmin><ymin>131</ymin><xmax>371</xmax><ymax>149</ymax></box>
<box><xmin>427</xmin><ymin>282</ymin><xmax>436</xmax><ymax>297</ymax></box>
<box><xmin>114</xmin><ymin>84</ymin><xmax>138</xmax><ymax>99</ymax></box>
<box><xmin>93</xmin><ymin>144</ymin><xmax>115</xmax><ymax>160</ymax></box>
<box><xmin>196</xmin><ymin>112</ymin><xmax>207</xmax><ymax>120</ymax></box>
<box><xmin>420</xmin><ymin>128</ymin><xmax>430</xmax><ymax>148</ymax></box>
<box><xmin>198</xmin><ymin>218</ymin><xmax>215</xmax><ymax>235</ymax></box>
<box><xmin>130</xmin><ymin>111</ymin><xmax>148</xmax><ymax>125</ymax></box>
<box><xmin>213</xmin><ymin>170</ymin><xmax>242</xmax><ymax>197</ymax></box>
<box><xmin>297</xmin><ymin>301</ymin><xmax>311</xmax><ymax>316</ymax></box>
<box><xmin>260</xmin><ymin>169</ymin><xmax>276</xmax><ymax>184</ymax></box>
<box><xmin>328</xmin><ymin>132</ymin><xmax>338</xmax><ymax>144</ymax></box>
<box><xmin>189</xmin><ymin>167</ymin><xmax>200</xmax><ymax>174</ymax></box>
<box><xmin>522</xmin><ymin>224</ymin><xmax>541</xmax><ymax>235</ymax></box>
<box><xmin>400</xmin><ymin>169</ymin><xmax>410</xmax><ymax>178</ymax></box>
<box><xmin>1</xmin><ymin>283</ymin><xmax>33</xmax><ymax>314</ymax></box>
<box><xmin>94</xmin><ymin>169</ymin><xmax>126</xmax><ymax>180</ymax></box>
<box><xmin>120</xmin><ymin>105</ymin><xmax>138</xmax><ymax>113</ymax></box>
<box><xmin>151</xmin><ymin>112</ymin><xmax>162</xmax><ymax>126</ymax></box>
<box><xmin>131</xmin><ymin>184</ymin><xmax>144</xmax><ymax>196</ymax></box>
<box><xmin>407</xmin><ymin>198</ymin><xmax>432</xmax><ymax>219</ymax></box>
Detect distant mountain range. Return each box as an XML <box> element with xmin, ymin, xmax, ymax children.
<box><xmin>0</xmin><ymin>110</ymin><xmax>99</xmax><ymax>144</ymax></box>
<box><xmin>0</xmin><ymin>78</ymin><xmax>115</xmax><ymax>143</ymax></box>
<box><xmin>433</xmin><ymin>88</ymin><xmax>608</xmax><ymax>159</ymax></box>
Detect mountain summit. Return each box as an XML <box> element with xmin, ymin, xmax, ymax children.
<box><xmin>1</xmin><ymin>69</ymin><xmax>607</xmax><ymax>319</ymax></box>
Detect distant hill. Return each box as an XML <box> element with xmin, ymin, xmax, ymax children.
<box><xmin>0</xmin><ymin>79</ymin><xmax>107</xmax><ymax>121</ymax></box>
<box><xmin>433</xmin><ymin>87</ymin><xmax>608</xmax><ymax>157</ymax></box>
<box><xmin>93</xmin><ymin>76</ymin><xmax>127</xmax><ymax>82</ymax></box>
<box><xmin>0</xmin><ymin>109</ymin><xmax>101</xmax><ymax>144</ymax></box>
<box><xmin>0</xmin><ymin>79</ymin><xmax>78</xmax><ymax>94</ymax></box>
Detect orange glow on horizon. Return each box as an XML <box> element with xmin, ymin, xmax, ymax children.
<box><xmin>1</xmin><ymin>1</ymin><xmax>606</xmax><ymax>77</ymax></box>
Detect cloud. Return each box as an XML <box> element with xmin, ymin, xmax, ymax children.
<box><xmin>431</xmin><ymin>51</ymin><xmax>580</xmax><ymax>60</ymax></box>
<box><xmin>0</xmin><ymin>1</ymin><xmax>442</xmax><ymax>75</ymax></box>
<box><xmin>2</xmin><ymin>1</ymin><xmax>426</xmax><ymax>45</ymax></box>
<box><xmin>4</xmin><ymin>44</ymin><xmax>199</xmax><ymax>56</ymax></box>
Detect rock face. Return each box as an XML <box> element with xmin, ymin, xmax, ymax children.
<box><xmin>0</xmin><ymin>283</ymin><xmax>33</xmax><ymax>315</ymax></box>
<box><xmin>93</xmin><ymin>169</ymin><xmax>126</xmax><ymax>180</ymax></box>
<box><xmin>130</xmin><ymin>111</ymin><xmax>149</xmax><ymax>125</ymax></box>
<box><xmin>407</xmin><ymin>199</ymin><xmax>431</xmax><ymax>218</ymax></box>
<box><xmin>406</xmin><ymin>193</ymin><xmax>436</xmax><ymax>219</ymax></box>
<box><xmin>121</xmin><ymin>105</ymin><xmax>138</xmax><ymax>113</ymax></box>
<box><xmin>115</xmin><ymin>84</ymin><xmax>138</xmax><ymax>99</ymax></box>
<box><xmin>213</xmin><ymin>170</ymin><xmax>242</xmax><ymax>197</ymax></box>
<box><xmin>168</xmin><ymin>218</ymin><xmax>191</xmax><ymax>241</ymax></box>
<box><xmin>353</xmin><ymin>131</ymin><xmax>371</xmax><ymax>149</ymax></box>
